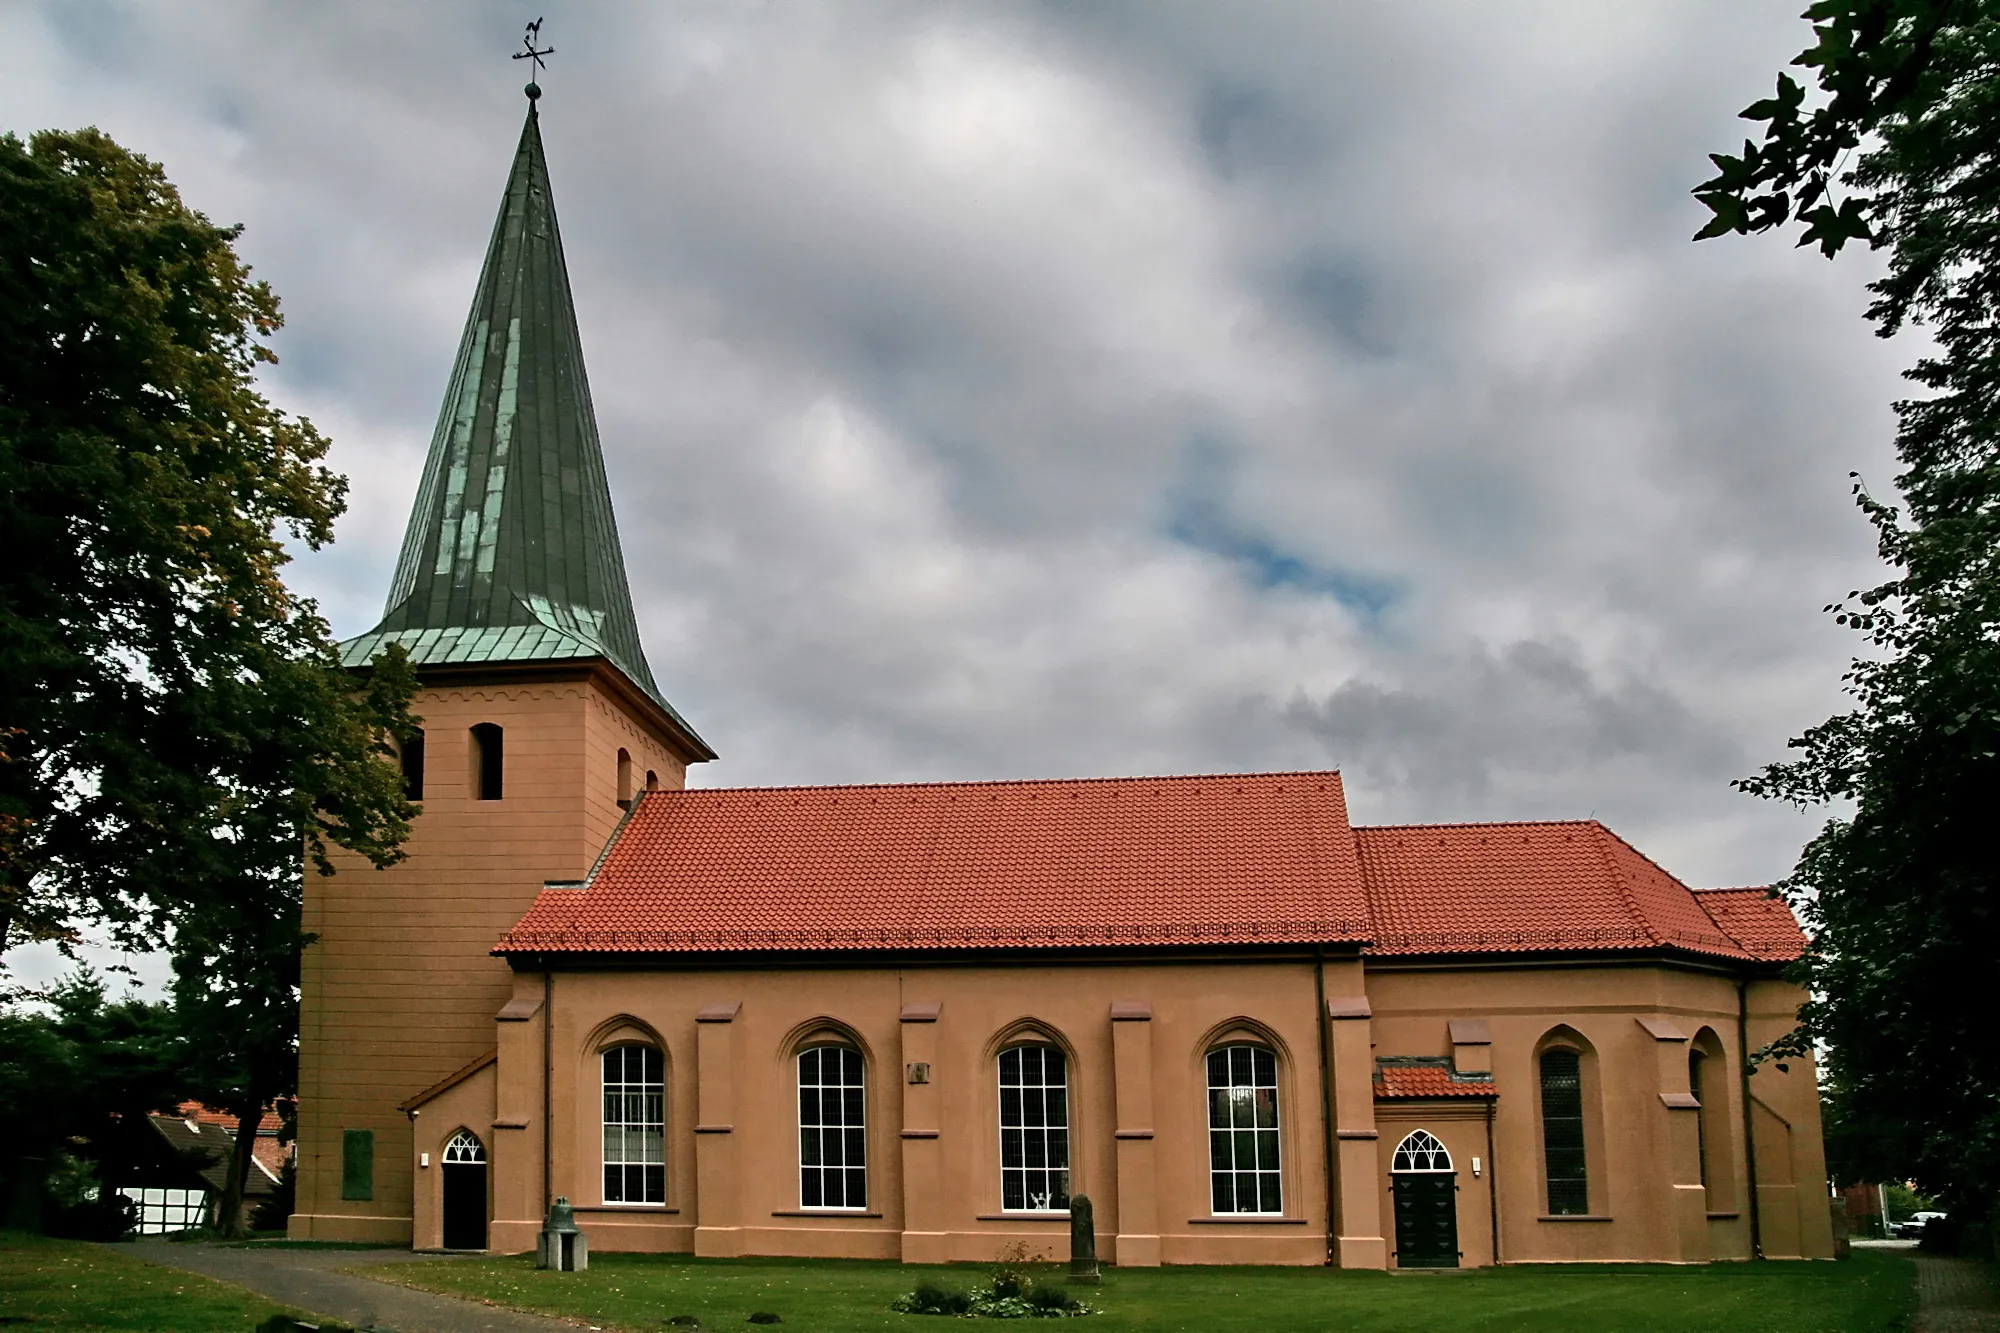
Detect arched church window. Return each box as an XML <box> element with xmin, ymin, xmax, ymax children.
<box><xmin>1540</xmin><ymin>1048</ymin><xmax>1589</xmax><ymax>1214</ymax></box>
<box><xmin>1207</xmin><ymin>1044</ymin><xmax>1281</xmax><ymax>1215</ymax></box>
<box><xmin>443</xmin><ymin>1128</ymin><xmax>485</xmax><ymax>1163</ymax></box>
<box><xmin>1392</xmin><ymin>1129</ymin><xmax>1453</xmax><ymax>1172</ymax></box>
<box><xmin>617</xmin><ymin>749</ymin><xmax>633</xmax><ymax>807</ymax></box>
<box><xmin>645</xmin><ymin>769</ymin><xmax>660</xmax><ymax>792</ymax></box>
<box><xmin>999</xmin><ymin>1044</ymin><xmax>1070</xmax><ymax>1212</ymax></box>
<box><xmin>1688</xmin><ymin>1029</ymin><xmax>1733</xmax><ymax>1209</ymax></box>
<box><xmin>798</xmin><ymin>1044</ymin><xmax>867</xmax><ymax>1209</ymax></box>
<box><xmin>1689</xmin><ymin>1049</ymin><xmax>1710</xmax><ymax>1188</ymax></box>
<box><xmin>602</xmin><ymin>1045</ymin><xmax>664</xmax><ymax>1204</ymax></box>
<box><xmin>471</xmin><ymin>723</ymin><xmax>503</xmax><ymax>801</ymax></box>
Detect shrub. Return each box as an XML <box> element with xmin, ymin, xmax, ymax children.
<box><xmin>892</xmin><ymin>1280</ymin><xmax>974</xmax><ymax>1315</ymax></box>
<box><xmin>46</xmin><ymin>1190</ymin><xmax>136</xmax><ymax>1242</ymax></box>
<box><xmin>890</xmin><ymin>1272</ymin><xmax>1096</xmax><ymax>1318</ymax></box>
<box><xmin>1027</xmin><ymin>1284</ymin><xmax>1086</xmax><ymax>1315</ymax></box>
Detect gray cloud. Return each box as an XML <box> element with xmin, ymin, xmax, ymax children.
<box><xmin>3</xmin><ymin>0</ymin><xmax>1905</xmax><ymax>928</ymax></box>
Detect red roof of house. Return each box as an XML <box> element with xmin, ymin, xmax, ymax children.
<box><xmin>176</xmin><ymin>1101</ymin><xmax>284</xmax><ymax>1135</ymax></box>
<box><xmin>494</xmin><ymin>770</ymin><xmax>1806</xmax><ymax>965</ymax></box>
<box><xmin>498</xmin><ymin>772</ymin><xmax>1372</xmax><ymax>954</ymax></box>
<box><xmin>1691</xmin><ymin>888</ymin><xmax>1809</xmax><ymax>961</ymax></box>
<box><xmin>1354</xmin><ymin>821</ymin><xmax>1768</xmax><ymax>960</ymax></box>
<box><xmin>1374</xmin><ymin>1059</ymin><xmax>1497</xmax><ymax>1099</ymax></box>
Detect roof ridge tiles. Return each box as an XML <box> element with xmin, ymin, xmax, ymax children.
<box><xmin>673</xmin><ymin>769</ymin><xmax>1344</xmax><ymax>797</ymax></box>
<box><xmin>1354</xmin><ymin>818</ymin><xmax>1603</xmax><ymax>834</ymax></box>
<box><xmin>1585</xmin><ymin>822</ymin><xmax>1666</xmax><ymax>949</ymax></box>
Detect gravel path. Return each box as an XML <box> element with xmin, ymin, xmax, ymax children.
<box><xmin>118</xmin><ymin>1241</ymin><xmax>597</xmax><ymax>1333</ymax></box>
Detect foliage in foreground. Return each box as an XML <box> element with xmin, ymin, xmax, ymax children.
<box><xmin>364</xmin><ymin>1248</ymin><xmax>1916</xmax><ymax>1333</ymax></box>
<box><xmin>0</xmin><ymin>1230</ymin><xmax>306</xmax><ymax>1332</ymax></box>
<box><xmin>1693</xmin><ymin>1</ymin><xmax>2000</xmax><ymax>1213</ymax></box>
<box><xmin>0</xmin><ymin>124</ymin><xmax>420</xmax><ymax>1235</ymax></box>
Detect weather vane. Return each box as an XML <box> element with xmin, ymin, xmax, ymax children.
<box><xmin>514</xmin><ymin>18</ymin><xmax>554</xmax><ymax>98</ymax></box>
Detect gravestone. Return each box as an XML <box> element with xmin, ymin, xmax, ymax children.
<box><xmin>1068</xmin><ymin>1193</ymin><xmax>1101</xmax><ymax>1284</ymax></box>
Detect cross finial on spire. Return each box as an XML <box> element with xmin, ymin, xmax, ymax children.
<box><xmin>514</xmin><ymin>18</ymin><xmax>553</xmax><ymax>100</ymax></box>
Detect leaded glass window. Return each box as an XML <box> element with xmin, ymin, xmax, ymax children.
<box><xmin>1208</xmin><ymin>1044</ymin><xmax>1281</xmax><ymax>1215</ymax></box>
<box><xmin>602</xmin><ymin>1045</ymin><xmax>665</xmax><ymax>1204</ymax></box>
<box><xmin>444</xmin><ymin>1129</ymin><xmax>486</xmax><ymax>1164</ymax></box>
<box><xmin>799</xmin><ymin>1045</ymin><xmax>867</xmax><ymax>1209</ymax></box>
<box><xmin>1540</xmin><ymin>1048</ymin><xmax>1588</xmax><ymax>1215</ymax></box>
<box><xmin>1392</xmin><ymin>1129</ymin><xmax>1453</xmax><ymax>1172</ymax></box>
<box><xmin>999</xmin><ymin>1045</ymin><xmax>1070</xmax><ymax>1211</ymax></box>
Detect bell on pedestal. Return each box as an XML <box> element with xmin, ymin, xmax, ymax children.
<box><xmin>536</xmin><ymin>1195</ymin><xmax>589</xmax><ymax>1271</ymax></box>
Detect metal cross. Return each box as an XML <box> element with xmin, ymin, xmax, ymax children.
<box><xmin>514</xmin><ymin>18</ymin><xmax>554</xmax><ymax>79</ymax></box>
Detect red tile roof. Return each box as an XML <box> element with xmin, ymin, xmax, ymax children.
<box><xmin>494</xmin><ymin>770</ymin><xmax>1807</xmax><ymax>965</ymax></box>
<box><xmin>1374</xmin><ymin>1059</ymin><xmax>1496</xmax><ymax>1099</ymax></box>
<box><xmin>176</xmin><ymin>1101</ymin><xmax>284</xmax><ymax>1135</ymax></box>
<box><xmin>1353</xmin><ymin>821</ymin><xmax>1786</xmax><ymax>960</ymax></box>
<box><xmin>1692</xmin><ymin>888</ymin><xmax>1809</xmax><ymax>961</ymax></box>
<box><xmin>498</xmin><ymin>772</ymin><xmax>1372</xmax><ymax>954</ymax></box>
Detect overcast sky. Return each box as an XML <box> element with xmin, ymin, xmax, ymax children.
<box><xmin>5</xmin><ymin>1</ymin><xmax>1914</xmax><ymax>970</ymax></box>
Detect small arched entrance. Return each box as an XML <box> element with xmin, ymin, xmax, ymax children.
<box><xmin>441</xmin><ymin>1129</ymin><xmax>488</xmax><ymax>1251</ymax></box>
<box><xmin>1390</xmin><ymin>1129</ymin><xmax>1459</xmax><ymax>1268</ymax></box>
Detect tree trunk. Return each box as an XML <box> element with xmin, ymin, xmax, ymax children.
<box><xmin>217</xmin><ymin>1096</ymin><xmax>265</xmax><ymax>1240</ymax></box>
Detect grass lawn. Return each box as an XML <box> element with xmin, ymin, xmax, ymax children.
<box><xmin>0</xmin><ymin>1231</ymin><xmax>306</xmax><ymax>1332</ymax></box>
<box><xmin>368</xmin><ymin>1248</ymin><xmax>1915</xmax><ymax>1333</ymax></box>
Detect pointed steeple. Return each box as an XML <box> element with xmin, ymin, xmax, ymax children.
<box><xmin>343</xmin><ymin>94</ymin><xmax>711</xmax><ymax>757</ymax></box>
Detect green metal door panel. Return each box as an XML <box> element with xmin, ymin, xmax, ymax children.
<box><xmin>1392</xmin><ymin>1173</ymin><xmax>1459</xmax><ymax>1268</ymax></box>
<box><xmin>341</xmin><ymin>1129</ymin><xmax>374</xmax><ymax>1201</ymax></box>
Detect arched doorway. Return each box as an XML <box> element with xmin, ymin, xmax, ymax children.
<box><xmin>1390</xmin><ymin>1129</ymin><xmax>1459</xmax><ymax>1268</ymax></box>
<box><xmin>441</xmin><ymin>1129</ymin><xmax>487</xmax><ymax>1250</ymax></box>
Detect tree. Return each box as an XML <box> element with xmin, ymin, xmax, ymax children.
<box><xmin>0</xmin><ymin>972</ymin><xmax>182</xmax><ymax>1230</ymax></box>
<box><xmin>0</xmin><ymin>127</ymin><xmax>420</xmax><ymax>1233</ymax></box>
<box><xmin>1694</xmin><ymin>2</ymin><xmax>2000</xmax><ymax>1216</ymax></box>
<box><xmin>0</xmin><ymin>126</ymin><xmax>416</xmax><ymax>960</ymax></box>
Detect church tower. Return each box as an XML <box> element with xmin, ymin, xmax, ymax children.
<box><xmin>290</xmin><ymin>86</ymin><xmax>713</xmax><ymax>1242</ymax></box>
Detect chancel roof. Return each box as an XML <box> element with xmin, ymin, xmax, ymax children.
<box><xmin>493</xmin><ymin>770</ymin><xmax>1804</xmax><ymax>964</ymax></box>
<box><xmin>1353</xmin><ymin>820</ymin><xmax>1769</xmax><ymax>959</ymax></box>
<box><xmin>339</xmin><ymin>96</ymin><xmax>708</xmax><ymax>755</ymax></box>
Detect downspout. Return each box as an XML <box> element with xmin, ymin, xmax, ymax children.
<box><xmin>543</xmin><ymin>968</ymin><xmax>554</xmax><ymax>1217</ymax></box>
<box><xmin>1737</xmin><ymin>977</ymin><xmax>1763</xmax><ymax>1259</ymax></box>
<box><xmin>1486</xmin><ymin>1097</ymin><xmax>1500</xmax><ymax>1266</ymax></box>
<box><xmin>1314</xmin><ymin>945</ymin><xmax>1336</xmax><ymax>1266</ymax></box>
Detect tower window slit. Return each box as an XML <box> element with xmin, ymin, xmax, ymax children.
<box><xmin>472</xmin><ymin>723</ymin><xmax>504</xmax><ymax>801</ymax></box>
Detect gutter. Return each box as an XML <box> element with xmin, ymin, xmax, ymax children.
<box><xmin>1315</xmin><ymin>945</ymin><xmax>1336</xmax><ymax>1266</ymax></box>
<box><xmin>544</xmin><ymin>970</ymin><xmax>554</xmax><ymax>1216</ymax></box>
<box><xmin>1486</xmin><ymin>1096</ymin><xmax>1501</xmax><ymax>1265</ymax></box>
<box><xmin>1737</xmin><ymin>977</ymin><xmax>1763</xmax><ymax>1259</ymax></box>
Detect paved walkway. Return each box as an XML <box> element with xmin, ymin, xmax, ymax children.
<box><xmin>120</xmin><ymin>1241</ymin><xmax>597</xmax><ymax>1333</ymax></box>
<box><xmin>1915</xmin><ymin>1255</ymin><xmax>2000</xmax><ymax>1333</ymax></box>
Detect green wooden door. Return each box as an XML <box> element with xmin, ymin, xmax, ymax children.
<box><xmin>1392</xmin><ymin>1173</ymin><xmax>1460</xmax><ymax>1268</ymax></box>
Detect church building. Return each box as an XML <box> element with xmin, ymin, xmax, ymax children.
<box><xmin>290</xmin><ymin>89</ymin><xmax>1834</xmax><ymax>1269</ymax></box>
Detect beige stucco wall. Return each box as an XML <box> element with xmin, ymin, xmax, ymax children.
<box><xmin>470</xmin><ymin>959</ymin><xmax>1347</xmax><ymax>1265</ymax></box>
<box><xmin>1366</xmin><ymin>964</ymin><xmax>1829</xmax><ymax>1265</ymax></box>
<box><xmin>418</xmin><ymin>954</ymin><xmax>1827</xmax><ymax>1268</ymax></box>
<box><xmin>292</xmin><ymin>669</ymin><xmax>689</xmax><ymax>1243</ymax></box>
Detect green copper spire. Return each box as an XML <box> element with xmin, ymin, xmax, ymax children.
<box><xmin>343</xmin><ymin>94</ymin><xmax>709</xmax><ymax>754</ymax></box>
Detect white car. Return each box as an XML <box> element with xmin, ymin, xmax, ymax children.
<box><xmin>1891</xmin><ymin>1210</ymin><xmax>1947</xmax><ymax>1239</ymax></box>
